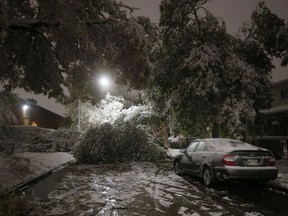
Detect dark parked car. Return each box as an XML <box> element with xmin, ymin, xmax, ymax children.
<box><xmin>173</xmin><ymin>138</ymin><xmax>278</xmax><ymax>186</ymax></box>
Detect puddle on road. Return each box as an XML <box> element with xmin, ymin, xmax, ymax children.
<box><xmin>22</xmin><ymin>165</ymin><xmax>73</xmax><ymax>201</ymax></box>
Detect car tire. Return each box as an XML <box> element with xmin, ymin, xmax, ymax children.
<box><xmin>174</xmin><ymin>160</ymin><xmax>182</xmax><ymax>175</ymax></box>
<box><xmin>202</xmin><ymin>166</ymin><xmax>214</xmax><ymax>186</ymax></box>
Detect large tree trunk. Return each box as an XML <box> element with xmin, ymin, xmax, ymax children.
<box><xmin>160</xmin><ymin>119</ymin><xmax>170</xmax><ymax>148</ymax></box>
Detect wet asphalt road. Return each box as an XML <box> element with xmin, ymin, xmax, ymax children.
<box><xmin>24</xmin><ymin>161</ymin><xmax>288</xmax><ymax>216</ymax></box>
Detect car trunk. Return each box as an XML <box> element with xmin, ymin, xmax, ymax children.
<box><xmin>230</xmin><ymin>151</ymin><xmax>272</xmax><ymax>167</ymax></box>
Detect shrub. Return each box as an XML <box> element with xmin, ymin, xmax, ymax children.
<box><xmin>29</xmin><ymin>128</ymin><xmax>81</xmax><ymax>152</ymax></box>
<box><xmin>5</xmin><ymin>155</ymin><xmax>31</xmax><ymax>176</ymax></box>
<box><xmin>0</xmin><ymin>192</ymin><xmax>29</xmax><ymax>216</ymax></box>
<box><xmin>74</xmin><ymin>122</ymin><xmax>167</xmax><ymax>164</ymax></box>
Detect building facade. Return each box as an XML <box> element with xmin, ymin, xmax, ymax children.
<box><xmin>262</xmin><ymin>79</ymin><xmax>288</xmax><ymax>136</ymax></box>
<box><xmin>11</xmin><ymin>98</ymin><xmax>64</xmax><ymax>129</ymax></box>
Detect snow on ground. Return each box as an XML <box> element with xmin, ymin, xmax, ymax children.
<box><xmin>1</xmin><ymin>149</ymin><xmax>287</xmax><ymax>197</ymax></box>
<box><xmin>167</xmin><ymin>148</ymin><xmax>182</xmax><ymax>158</ymax></box>
<box><xmin>23</xmin><ymin>161</ymin><xmax>288</xmax><ymax>215</ymax></box>
<box><xmin>0</xmin><ymin>150</ymin><xmax>288</xmax><ymax>215</ymax></box>
<box><xmin>268</xmin><ymin>173</ymin><xmax>288</xmax><ymax>192</ymax></box>
<box><xmin>0</xmin><ymin>152</ymin><xmax>75</xmax><ymax>196</ymax></box>
<box><xmin>0</xmin><ymin>149</ymin><xmax>287</xmax><ymax>197</ymax></box>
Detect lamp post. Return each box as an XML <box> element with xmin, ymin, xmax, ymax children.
<box><xmin>77</xmin><ymin>75</ymin><xmax>111</xmax><ymax>132</ymax></box>
<box><xmin>77</xmin><ymin>98</ymin><xmax>81</xmax><ymax>132</ymax></box>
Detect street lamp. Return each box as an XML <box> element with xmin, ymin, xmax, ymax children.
<box><xmin>77</xmin><ymin>75</ymin><xmax>111</xmax><ymax>132</ymax></box>
<box><xmin>22</xmin><ymin>104</ymin><xmax>29</xmax><ymax>125</ymax></box>
<box><xmin>98</xmin><ymin>75</ymin><xmax>111</xmax><ymax>89</ymax></box>
<box><xmin>22</xmin><ymin>105</ymin><xmax>28</xmax><ymax>112</ymax></box>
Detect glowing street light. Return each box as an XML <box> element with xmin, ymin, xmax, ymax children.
<box><xmin>22</xmin><ymin>104</ymin><xmax>30</xmax><ymax>125</ymax></box>
<box><xmin>98</xmin><ymin>75</ymin><xmax>111</xmax><ymax>89</ymax></box>
<box><xmin>77</xmin><ymin>75</ymin><xmax>112</xmax><ymax>132</ymax></box>
<box><xmin>22</xmin><ymin>104</ymin><xmax>29</xmax><ymax>111</ymax></box>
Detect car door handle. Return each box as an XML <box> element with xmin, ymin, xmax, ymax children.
<box><xmin>202</xmin><ymin>154</ymin><xmax>206</xmax><ymax>158</ymax></box>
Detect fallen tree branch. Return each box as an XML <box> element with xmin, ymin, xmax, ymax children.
<box><xmin>8</xmin><ymin>19</ymin><xmax>60</xmax><ymax>30</ymax></box>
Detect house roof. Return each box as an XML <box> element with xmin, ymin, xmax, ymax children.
<box><xmin>273</xmin><ymin>78</ymin><xmax>288</xmax><ymax>86</ymax></box>
<box><xmin>261</xmin><ymin>103</ymin><xmax>288</xmax><ymax>115</ymax></box>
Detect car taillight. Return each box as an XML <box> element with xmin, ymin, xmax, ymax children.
<box><xmin>269</xmin><ymin>154</ymin><xmax>276</xmax><ymax>166</ymax></box>
<box><xmin>223</xmin><ymin>154</ymin><xmax>236</xmax><ymax>166</ymax></box>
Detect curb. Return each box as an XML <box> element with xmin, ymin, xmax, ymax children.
<box><xmin>267</xmin><ymin>182</ymin><xmax>288</xmax><ymax>195</ymax></box>
<box><xmin>15</xmin><ymin>160</ymin><xmax>76</xmax><ymax>194</ymax></box>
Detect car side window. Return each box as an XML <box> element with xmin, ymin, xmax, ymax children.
<box><xmin>194</xmin><ymin>141</ymin><xmax>207</xmax><ymax>152</ymax></box>
<box><xmin>186</xmin><ymin>142</ymin><xmax>198</xmax><ymax>153</ymax></box>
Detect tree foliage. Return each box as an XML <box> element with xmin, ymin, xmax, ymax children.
<box><xmin>243</xmin><ymin>2</ymin><xmax>288</xmax><ymax>66</ymax></box>
<box><xmin>150</xmin><ymin>0</ymin><xmax>273</xmax><ymax>138</ymax></box>
<box><xmin>74</xmin><ymin>122</ymin><xmax>167</xmax><ymax>164</ymax></box>
<box><xmin>0</xmin><ymin>91</ymin><xmax>19</xmax><ymax>125</ymax></box>
<box><xmin>0</xmin><ymin>0</ymin><xmax>155</xmax><ymax>102</ymax></box>
<box><xmin>67</xmin><ymin>93</ymin><xmax>158</xmax><ymax>133</ymax></box>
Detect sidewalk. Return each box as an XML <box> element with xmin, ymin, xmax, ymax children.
<box><xmin>0</xmin><ymin>152</ymin><xmax>76</xmax><ymax>196</ymax></box>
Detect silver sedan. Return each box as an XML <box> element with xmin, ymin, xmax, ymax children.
<box><xmin>173</xmin><ymin>138</ymin><xmax>278</xmax><ymax>186</ymax></box>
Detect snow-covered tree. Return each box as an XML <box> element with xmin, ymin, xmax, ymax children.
<box><xmin>241</xmin><ymin>2</ymin><xmax>288</xmax><ymax>67</ymax></box>
<box><xmin>0</xmin><ymin>0</ymin><xmax>155</xmax><ymax>102</ymax></box>
<box><xmin>83</xmin><ymin>93</ymin><xmax>124</xmax><ymax>129</ymax></box>
<box><xmin>67</xmin><ymin>93</ymin><xmax>157</xmax><ymax>132</ymax></box>
<box><xmin>150</xmin><ymin>0</ymin><xmax>273</xmax><ymax>138</ymax></box>
<box><xmin>0</xmin><ymin>91</ymin><xmax>18</xmax><ymax>125</ymax></box>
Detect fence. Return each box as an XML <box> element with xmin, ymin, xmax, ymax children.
<box><xmin>255</xmin><ymin>136</ymin><xmax>288</xmax><ymax>160</ymax></box>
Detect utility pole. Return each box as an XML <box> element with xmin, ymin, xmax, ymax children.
<box><xmin>77</xmin><ymin>98</ymin><xmax>81</xmax><ymax>132</ymax></box>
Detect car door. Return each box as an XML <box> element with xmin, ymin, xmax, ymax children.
<box><xmin>181</xmin><ymin>141</ymin><xmax>198</xmax><ymax>174</ymax></box>
<box><xmin>191</xmin><ymin>141</ymin><xmax>207</xmax><ymax>175</ymax></box>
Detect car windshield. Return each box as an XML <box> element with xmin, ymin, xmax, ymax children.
<box><xmin>208</xmin><ymin>139</ymin><xmax>249</xmax><ymax>151</ymax></box>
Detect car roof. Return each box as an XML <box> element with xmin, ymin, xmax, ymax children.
<box><xmin>195</xmin><ymin>138</ymin><xmax>242</xmax><ymax>142</ymax></box>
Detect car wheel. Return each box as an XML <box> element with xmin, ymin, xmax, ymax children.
<box><xmin>203</xmin><ymin>166</ymin><xmax>213</xmax><ymax>186</ymax></box>
<box><xmin>174</xmin><ymin>160</ymin><xmax>182</xmax><ymax>175</ymax></box>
